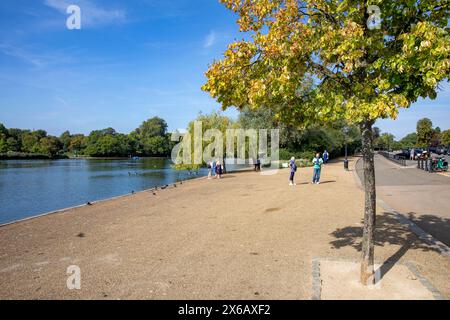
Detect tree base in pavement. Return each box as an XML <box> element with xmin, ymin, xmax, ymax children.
<box><xmin>316</xmin><ymin>259</ymin><xmax>441</xmax><ymax>300</ymax></box>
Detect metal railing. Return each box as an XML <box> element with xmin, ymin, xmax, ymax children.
<box><xmin>378</xmin><ymin>151</ymin><xmax>407</xmax><ymax>166</ymax></box>
<box><xmin>417</xmin><ymin>158</ymin><xmax>431</xmax><ymax>172</ymax></box>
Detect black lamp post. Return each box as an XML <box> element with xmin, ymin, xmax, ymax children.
<box><xmin>344</xmin><ymin>126</ymin><xmax>349</xmax><ymax>170</ymax></box>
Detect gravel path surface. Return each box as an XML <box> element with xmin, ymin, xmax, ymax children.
<box><xmin>1</xmin><ymin>158</ymin><xmax>449</xmax><ymax>299</ymax></box>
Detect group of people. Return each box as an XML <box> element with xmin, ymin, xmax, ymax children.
<box><xmin>288</xmin><ymin>150</ymin><xmax>329</xmax><ymax>186</ymax></box>
<box><xmin>207</xmin><ymin>159</ymin><xmax>224</xmax><ymax>179</ymax></box>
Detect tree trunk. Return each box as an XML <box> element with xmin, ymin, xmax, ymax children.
<box><xmin>360</xmin><ymin>120</ymin><xmax>376</xmax><ymax>285</ymax></box>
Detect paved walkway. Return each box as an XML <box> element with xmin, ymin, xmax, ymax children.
<box><xmin>1</xmin><ymin>158</ymin><xmax>449</xmax><ymax>299</ymax></box>
<box><xmin>357</xmin><ymin>154</ymin><xmax>450</xmax><ymax>246</ymax></box>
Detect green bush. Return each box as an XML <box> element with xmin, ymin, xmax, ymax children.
<box><xmin>279</xmin><ymin>148</ymin><xmax>315</xmax><ymax>161</ymax></box>
<box><xmin>297</xmin><ymin>151</ymin><xmax>315</xmax><ymax>161</ymax></box>
<box><xmin>297</xmin><ymin>159</ymin><xmax>312</xmax><ymax>167</ymax></box>
<box><xmin>279</xmin><ymin>148</ymin><xmax>292</xmax><ymax>161</ymax></box>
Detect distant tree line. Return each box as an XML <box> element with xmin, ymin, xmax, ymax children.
<box><xmin>236</xmin><ymin>107</ymin><xmax>362</xmax><ymax>161</ymax></box>
<box><xmin>3</xmin><ymin>115</ymin><xmax>447</xmax><ymax>160</ymax></box>
<box><xmin>0</xmin><ymin>117</ymin><xmax>174</xmax><ymax>159</ymax></box>
<box><xmin>373</xmin><ymin>118</ymin><xmax>449</xmax><ymax>151</ymax></box>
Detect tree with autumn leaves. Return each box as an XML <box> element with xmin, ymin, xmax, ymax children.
<box><xmin>202</xmin><ymin>0</ymin><xmax>449</xmax><ymax>285</ymax></box>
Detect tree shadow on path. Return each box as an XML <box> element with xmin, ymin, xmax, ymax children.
<box><xmin>329</xmin><ymin>212</ymin><xmax>447</xmax><ymax>280</ymax></box>
<box><xmin>405</xmin><ymin>212</ymin><xmax>450</xmax><ymax>247</ymax></box>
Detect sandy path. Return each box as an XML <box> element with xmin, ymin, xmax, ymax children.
<box><xmin>0</xmin><ymin>159</ymin><xmax>449</xmax><ymax>299</ymax></box>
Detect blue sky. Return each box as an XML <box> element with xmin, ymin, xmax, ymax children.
<box><xmin>0</xmin><ymin>0</ymin><xmax>448</xmax><ymax>140</ymax></box>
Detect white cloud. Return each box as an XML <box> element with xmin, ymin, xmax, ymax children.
<box><xmin>0</xmin><ymin>44</ymin><xmax>45</xmax><ymax>67</ymax></box>
<box><xmin>43</xmin><ymin>0</ymin><xmax>126</xmax><ymax>27</ymax></box>
<box><xmin>204</xmin><ymin>30</ymin><xmax>217</xmax><ymax>48</ymax></box>
<box><xmin>0</xmin><ymin>43</ymin><xmax>75</xmax><ymax>68</ymax></box>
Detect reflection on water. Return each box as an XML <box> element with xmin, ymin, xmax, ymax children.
<box><xmin>0</xmin><ymin>158</ymin><xmax>206</xmax><ymax>224</ymax></box>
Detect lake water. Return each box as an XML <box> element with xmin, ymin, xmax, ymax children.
<box><xmin>0</xmin><ymin>158</ymin><xmax>207</xmax><ymax>224</ymax></box>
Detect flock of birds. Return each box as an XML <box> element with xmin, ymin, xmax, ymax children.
<box><xmin>85</xmin><ymin>168</ymin><xmax>198</xmax><ymax>206</ymax></box>
<box><xmin>128</xmin><ymin>170</ymin><xmax>200</xmax><ymax>176</ymax></box>
<box><xmin>85</xmin><ymin>180</ymin><xmax>183</xmax><ymax>206</ymax></box>
<box><xmin>139</xmin><ymin>181</ymin><xmax>183</xmax><ymax>197</ymax></box>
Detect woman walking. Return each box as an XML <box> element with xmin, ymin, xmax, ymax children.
<box><xmin>207</xmin><ymin>160</ymin><xmax>213</xmax><ymax>179</ymax></box>
<box><xmin>323</xmin><ymin>150</ymin><xmax>329</xmax><ymax>164</ymax></box>
<box><xmin>215</xmin><ymin>159</ymin><xmax>223</xmax><ymax>179</ymax></box>
<box><xmin>289</xmin><ymin>157</ymin><xmax>297</xmax><ymax>186</ymax></box>
<box><xmin>212</xmin><ymin>160</ymin><xmax>217</xmax><ymax>177</ymax></box>
<box><xmin>312</xmin><ymin>153</ymin><xmax>324</xmax><ymax>184</ymax></box>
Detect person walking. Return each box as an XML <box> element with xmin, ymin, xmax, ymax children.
<box><xmin>410</xmin><ymin>148</ymin><xmax>415</xmax><ymax>160</ymax></box>
<box><xmin>212</xmin><ymin>160</ymin><xmax>217</xmax><ymax>177</ymax></box>
<box><xmin>288</xmin><ymin>157</ymin><xmax>297</xmax><ymax>186</ymax></box>
<box><xmin>215</xmin><ymin>159</ymin><xmax>223</xmax><ymax>179</ymax></box>
<box><xmin>312</xmin><ymin>153</ymin><xmax>324</xmax><ymax>184</ymax></box>
<box><xmin>207</xmin><ymin>160</ymin><xmax>213</xmax><ymax>179</ymax></box>
<box><xmin>323</xmin><ymin>150</ymin><xmax>329</xmax><ymax>164</ymax></box>
<box><xmin>254</xmin><ymin>157</ymin><xmax>258</xmax><ymax>171</ymax></box>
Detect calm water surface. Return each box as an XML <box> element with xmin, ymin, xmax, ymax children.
<box><xmin>0</xmin><ymin>158</ymin><xmax>207</xmax><ymax>224</ymax></box>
